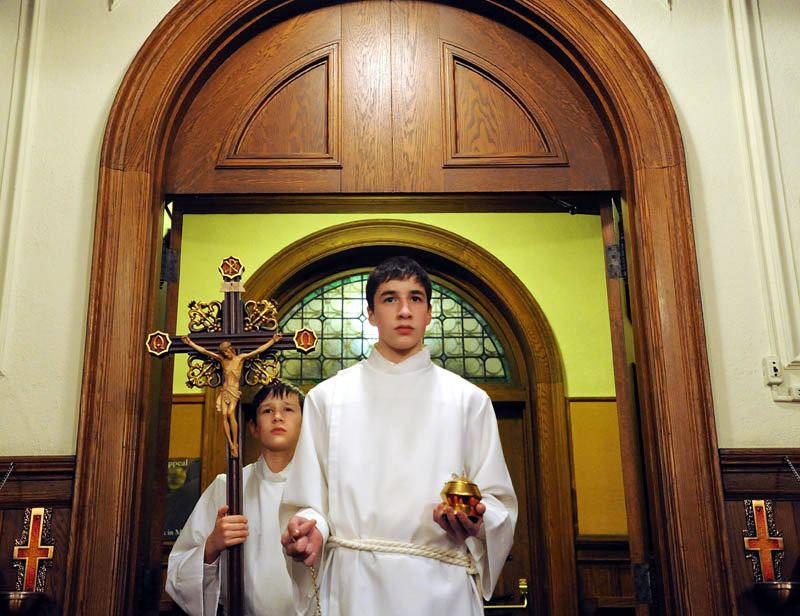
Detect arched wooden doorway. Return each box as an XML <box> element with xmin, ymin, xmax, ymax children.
<box><xmin>67</xmin><ymin>1</ymin><xmax>731</xmax><ymax>615</ymax></box>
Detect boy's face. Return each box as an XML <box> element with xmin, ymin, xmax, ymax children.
<box><xmin>367</xmin><ymin>276</ymin><xmax>432</xmax><ymax>361</ymax></box>
<box><xmin>248</xmin><ymin>392</ymin><xmax>302</xmax><ymax>455</ymax></box>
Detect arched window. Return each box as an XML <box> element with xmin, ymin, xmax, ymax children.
<box><xmin>278</xmin><ymin>272</ymin><xmax>510</xmax><ymax>384</ymax></box>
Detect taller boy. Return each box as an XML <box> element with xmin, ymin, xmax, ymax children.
<box><xmin>281</xmin><ymin>256</ymin><xmax>518</xmax><ymax>615</ymax></box>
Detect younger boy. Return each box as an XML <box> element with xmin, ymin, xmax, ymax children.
<box><xmin>167</xmin><ymin>380</ymin><xmax>304</xmax><ymax>616</ymax></box>
<box><xmin>280</xmin><ymin>256</ymin><xmax>517</xmax><ymax>616</ymax></box>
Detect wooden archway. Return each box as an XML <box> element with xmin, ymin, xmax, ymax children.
<box><xmin>67</xmin><ymin>1</ymin><xmax>731</xmax><ymax>615</ymax></box>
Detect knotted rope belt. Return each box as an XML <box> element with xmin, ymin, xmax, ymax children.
<box><xmin>302</xmin><ymin>537</ymin><xmax>478</xmax><ymax>615</ymax></box>
<box><xmin>327</xmin><ymin>536</ymin><xmax>478</xmax><ymax>574</ymax></box>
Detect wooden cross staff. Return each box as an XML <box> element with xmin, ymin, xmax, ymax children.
<box><xmin>146</xmin><ymin>256</ymin><xmax>317</xmax><ymax>616</ymax></box>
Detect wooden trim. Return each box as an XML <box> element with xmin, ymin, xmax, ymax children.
<box><xmin>0</xmin><ymin>456</ymin><xmax>75</xmax><ymax>507</ymax></box>
<box><xmin>575</xmin><ymin>535</ymin><xmax>631</xmax><ymax>564</ymax></box>
<box><xmin>719</xmin><ymin>448</ymin><xmax>800</xmax><ymax>466</ymax></box>
<box><xmin>480</xmin><ymin>384</ymin><xmax>528</xmax><ymax>402</ymax></box>
<box><xmin>171</xmin><ymin>192</ymin><xmax>607</xmax><ymax>214</ymax></box>
<box><xmin>171</xmin><ymin>393</ymin><xmax>205</xmax><ymax>404</ymax></box>
<box><xmin>0</xmin><ymin>456</ymin><xmax>75</xmax><ymax>475</ymax></box>
<box><xmin>719</xmin><ymin>448</ymin><xmax>800</xmax><ymax>499</ymax></box>
<box><xmin>69</xmin><ymin>0</ymin><xmax>730</xmax><ymax>614</ymax></box>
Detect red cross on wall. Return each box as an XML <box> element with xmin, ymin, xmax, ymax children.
<box><xmin>743</xmin><ymin>499</ymin><xmax>784</xmax><ymax>581</ymax></box>
<box><xmin>13</xmin><ymin>507</ymin><xmax>54</xmax><ymax>592</ymax></box>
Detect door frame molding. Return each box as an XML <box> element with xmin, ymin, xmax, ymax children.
<box><xmin>67</xmin><ymin>1</ymin><xmax>732</xmax><ymax>613</ymax></box>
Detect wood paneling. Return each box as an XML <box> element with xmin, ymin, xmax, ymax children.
<box><xmin>165</xmin><ymin>4</ymin><xmax>343</xmax><ymax>193</ymax></box>
<box><xmin>390</xmin><ymin>1</ymin><xmax>444</xmax><ymax>192</ymax></box>
<box><xmin>720</xmin><ymin>449</ymin><xmax>800</xmax><ymax>616</ymax></box>
<box><xmin>721</xmin><ymin>448</ymin><xmax>800</xmax><ymax>499</ymax></box>
<box><xmin>165</xmin><ymin>0</ymin><xmax>620</xmax><ymax>195</ymax></box>
<box><xmin>341</xmin><ymin>0</ymin><xmax>392</xmax><ymax>191</ymax></box>
<box><xmin>217</xmin><ymin>43</ymin><xmax>340</xmax><ymax>168</ymax></box>
<box><xmin>0</xmin><ymin>457</ymin><xmax>74</xmax><ymax>615</ymax></box>
<box><xmin>443</xmin><ymin>43</ymin><xmax>567</xmax><ymax>166</ymax></box>
<box><xmin>437</xmin><ymin>2</ymin><xmax>620</xmax><ymax>191</ymax></box>
<box><xmin>576</xmin><ymin>536</ymin><xmax>634</xmax><ymax>615</ymax></box>
<box><xmin>0</xmin><ymin>457</ymin><xmax>74</xmax><ymax>508</ymax></box>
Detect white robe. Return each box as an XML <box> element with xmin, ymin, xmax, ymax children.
<box><xmin>280</xmin><ymin>346</ymin><xmax>518</xmax><ymax>616</ymax></box>
<box><xmin>166</xmin><ymin>456</ymin><xmax>295</xmax><ymax>616</ymax></box>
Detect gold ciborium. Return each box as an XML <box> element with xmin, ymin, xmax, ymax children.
<box><xmin>441</xmin><ymin>474</ymin><xmax>482</xmax><ymax>522</ymax></box>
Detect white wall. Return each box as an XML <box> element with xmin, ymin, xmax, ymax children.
<box><xmin>0</xmin><ymin>0</ymin><xmax>178</xmax><ymax>455</ymax></box>
<box><xmin>602</xmin><ymin>0</ymin><xmax>800</xmax><ymax>446</ymax></box>
<box><xmin>0</xmin><ymin>0</ymin><xmax>797</xmax><ymax>455</ymax></box>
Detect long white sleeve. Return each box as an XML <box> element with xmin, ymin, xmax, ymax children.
<box><xmin>464</xmin><ymin>394</ymin><xmax>518</xmax><ymax>599</ymax></box>
<box><xmin>280</xmin><ymin>389</ymin><xmax>331</xmax><ymax>613</ymax></box>
<box><xmin>166</xmin><ymin>475</ymin><xmax>226</xmax><ymax>615</ymax></box>
<box><xmin>167</xmin><ymin>459</ymin><xmax>296</xmax><ymax>616</ymax></box>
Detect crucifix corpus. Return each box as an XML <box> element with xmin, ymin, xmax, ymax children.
<box><xmin>146</xmin><ymin>256</ymin><xmax>317</xmax><ymax>616</ymax></box>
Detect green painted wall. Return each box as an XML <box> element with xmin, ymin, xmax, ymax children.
<box><xmin>173</xmin><ymin>212</ymin><xmax>614</xmax><ymax>397</ymax></box>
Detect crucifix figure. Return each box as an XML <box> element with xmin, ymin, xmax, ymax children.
<box><xmin>182</xmin><ymin>334</ymin><xmax>281</xmax><ymax>458</ymax></box>
<box><xmin>146</xmin><ymin>255</ymin><xmax>317</xmax><ymax>616</ymax></box>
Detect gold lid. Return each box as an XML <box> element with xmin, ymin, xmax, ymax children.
<box><xmin>441</xmin><ymin>474</ymin><xmax>482</xmax><ymax>501</ymax></box>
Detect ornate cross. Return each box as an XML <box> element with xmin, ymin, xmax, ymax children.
<box><xmin>146</xmin><ymin>256</ymin><xmax>317</xmax><ymax>616</ymax></box>
<box><xmin>742</xmin><ymin>498</ymin><xmax>784</xmax><ymax>582</ymax></box>
<box><xmin>13</xmin><ymin>507</ymin><xmax>54</xmax><ymax>592</ymax></box>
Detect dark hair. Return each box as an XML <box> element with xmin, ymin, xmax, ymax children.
<box><xmin>245</xmin><ymin>380</ymin><xmax>304</xmax><ymax>423</ymax></box>
<box><xmin>365</xmin><ymin>256</ymin><xmax>432</xmax><ymax>311</ymax></box>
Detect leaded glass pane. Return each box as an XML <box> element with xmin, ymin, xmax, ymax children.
<box><xmin>276</xmin><ymin>273</ymin><xmax>510</xmax><ymax>384</ymax></box>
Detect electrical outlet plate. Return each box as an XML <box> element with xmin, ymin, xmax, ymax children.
<box><xmin>764</xmin><ymin>357</ymin><xmax>800</xmax><ymax>403</ymax></box>
<box><xmin>763</xmin><ymin>356</ymin><xmax>783</xmax><ymax>385</ymax></box>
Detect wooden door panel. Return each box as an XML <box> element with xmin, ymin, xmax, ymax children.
<box><xmin>165</xmin><ymin>1</ymin><xmax>620</xmax><ymax>195</ymax></box>
<box><xmin>165</xmin><ymin>5</ymin><xmax>343</xmax><ymax>193</ymax></box>
<box><xmin>217</xmin><ymin>44</ymin><xmax>339</xmax><ymax>167</ymax></box>
<box><xmin>449</xmin><ymin>52</ymin><xmax>561</xmax><ymax>160</ymax></box>
<box><xmin>437</xmin><ymin>3</ymin><xmax>620</xmax><ymax>190</ymax></box>
<box><xmin>341</xmin><ymin>1</ymin><xmax>393</xmax><ymax>192</ymax></box>
<box><xmin>390</xmin><ymin>1</ymin><xmax>445</xmax><ymax>192</ymax></box>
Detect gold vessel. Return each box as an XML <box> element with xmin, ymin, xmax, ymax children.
<box><xmin>441</xmin><ymin>474</ymin><xmax>482</xmax><ymax>522</ymax></box>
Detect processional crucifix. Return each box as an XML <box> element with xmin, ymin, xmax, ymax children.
<box><xmin>146</xmin><ymin>256</ymin><xmax>317</xmax><ymax>616</ymax></box>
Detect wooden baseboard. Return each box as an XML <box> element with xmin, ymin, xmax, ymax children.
<box><xmin>719</xmin><ymin>448</ymin><xmax>800</xmax><ymax>498</ymax></box>
<box><xmin>0</xmin><ymin>455</ymin><xmax>75</xmax><ymax>507</ymax></box>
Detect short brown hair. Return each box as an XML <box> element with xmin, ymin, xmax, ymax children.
<box><xmin>245</xmin><ymin>380</ymin><xmax>304</xmax><ymax>423</ymax></box>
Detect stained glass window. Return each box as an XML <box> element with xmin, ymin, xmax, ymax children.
<box><xmin>277</xmin><ymin>272</ymin><xmax>510</xmax><ymax>384</ymax></box>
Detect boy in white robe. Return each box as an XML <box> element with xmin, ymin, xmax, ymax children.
<box><xmin>167</xmin><ymin>381</ymin><xmax>304</xmax><ymax>616</ymax></box>
<box><xmin>280</xmin><ymin>257</ymin><xmax>518</xmax><ymax>616</ymax></box>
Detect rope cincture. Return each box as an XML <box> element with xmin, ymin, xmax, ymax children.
<box><xmin>291</xmin><ymin>532</ymin><xmax>322</xmax><ymax>616</ymax></box>
<box><xmin>309</xmin><ymin>564</ymin><xmax>322</xmax><ymax>616</ymax></box>
<box><xmin>302</xmin><ymin>535</ymin><xmax>478</xmax><ymax>616</ymax></box>
<box><xmin>327</xmin><ymin>536</ymin><xmax>478</xmax><ymax>575</ymax></box>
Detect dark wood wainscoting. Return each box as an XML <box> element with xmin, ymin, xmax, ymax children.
<box><xmin>720</xmin><ymin>448</ymin><xmax>800</xmax><ymax>615</ymax></box>
<box><xmin>0</xmin><ymin>456</ymin><xmax>75</xmax><ymax>615</ymax></box>
<box><xmin>576</xmin><ymin>535</ymin><xmax>635</xmax><ymax>615</ymax></box>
